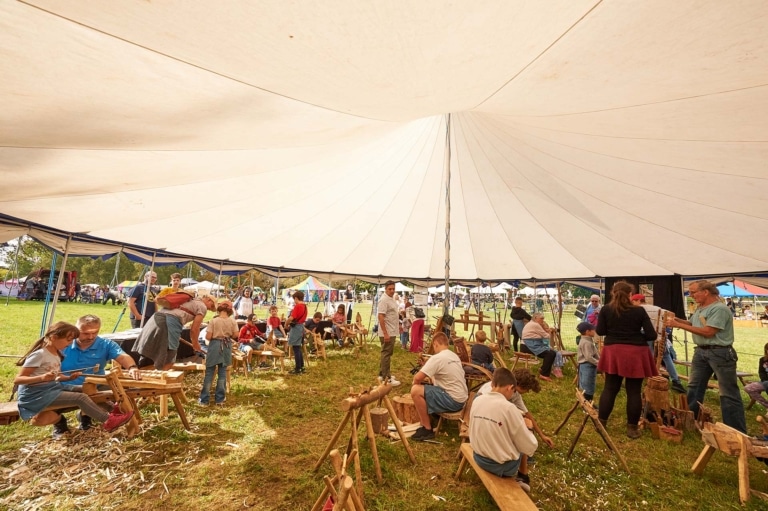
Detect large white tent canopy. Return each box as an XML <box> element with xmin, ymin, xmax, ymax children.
<box><xmin>1</xmin><ymin>1</ymin><xmax>767</xmax><ymax>282</ymax></box>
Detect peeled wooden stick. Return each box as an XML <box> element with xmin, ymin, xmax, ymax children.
<box><xmin>57</xmin><ymin>364</ymin><xmax>100</xmax><ymax>374</ymax></box>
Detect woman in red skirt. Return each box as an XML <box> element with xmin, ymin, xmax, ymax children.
<box><xmin>596</xmin><ymin>281</ymin><xmax>658</xmax><ymax>438</ymax></box>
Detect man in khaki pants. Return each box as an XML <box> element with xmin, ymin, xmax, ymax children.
<box><xmin>377</xmin><ymin>280</ymin><xmax>401</xmax><ymax>387</ymax></box>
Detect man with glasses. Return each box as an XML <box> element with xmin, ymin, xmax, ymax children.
<box><xmin>584</xmin><ymin>295</ymin><xmax>601</xmax><ymax>325</ymax></box>
<box><xmin>128</xmin><ymin>271</ymin><xmax>158</xmax><ymax>328</ymax></box>
<box><xmin>377</xmin><ymin>280</ymin><xmax>401</xmax><ymax>386</ymax></box>
<box><xmin>53</xmin><ymin>315</ymin><xmax>142</xmax><ymax>437</ymax></box>
<box><xmin>667</xmin><ymin>280</ymin><xmax>746</xmax><ymax>433</ymax></box>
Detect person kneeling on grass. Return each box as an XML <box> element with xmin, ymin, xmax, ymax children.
<box><xmin>469</xmin><ymin>367</ymin><xmax>538</xmax><ymax>493</ymax></box>
<box><xmin>409</xmin><ymin>332</ymin><xmax>467</xmax><ymax>441</ymax></box>
<box><xmin>14</xmin><ymin>322</ymin><xmax>134</xmax><ymax>438</ymax></box>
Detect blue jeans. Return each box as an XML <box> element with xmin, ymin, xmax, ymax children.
<box><xmin>687</xmin><ymin>346</ymin><xmax>746</xmax><ymax>433</ymax></box>
<box><xmin>400</xmin><ymin>331</ymin><xmax>409</xmax><ymax>349</ymax></box>
<box><xmin>579</xmin><ymin>363</ymin><xmax>597</xmax><ymax>397</ymax></box>
<box><xmin>200</xmin><ymin>363</ymin><xmax>227</xmax><ymax>404</ymax></box>
<box><xmin>647</xmin><ymin>340</ymin><xmax>680</xmax><ymax>381</ymax></box>
<box><xmin>473</xmin><ymin>452</ymin><xmax>522</xmax><ymax>478</ymax></box>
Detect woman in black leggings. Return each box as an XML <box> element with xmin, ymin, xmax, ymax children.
<box><xmin>596</xmin><ymin>281</ymin><xmax>658</xmax><ymax>438</ymax></box>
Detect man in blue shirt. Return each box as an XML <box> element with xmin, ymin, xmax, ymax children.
<box><xmin>55</xmin><ymin>314</ymin><xmax>141</xmax><ymax>435</ymax></box>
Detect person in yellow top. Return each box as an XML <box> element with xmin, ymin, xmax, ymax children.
<box><xmin>156</xmin><ymin>273</ymin><xmax>183</xmax><ymax>303</ymax></box>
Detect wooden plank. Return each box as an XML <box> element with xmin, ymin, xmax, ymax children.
<box><xmin>457</xmin><ymin>443</ymin><xmax>538</xmax><ymax>511</ymax></box>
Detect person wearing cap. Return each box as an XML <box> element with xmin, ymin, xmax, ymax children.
<box><xmin>630</xmin><ymin>294</ymin><xmax>686</xmax><ymax>394</ymax></box>
<box><xmin>666</xmin><ymin>279</ymin><xmax>746</xmax><ymax>433</ymax></box>
<box><xmin>199</xmin><ymin>300</ymin><xmax>238</xmax><ymax>406</ymax></box>
<box><xmin>134</xmin><ymin>294</ymin><xmax>216</xmax><ymax>370</ymax></box>
<box><xmin>128</xmin><ymin>271</ymin><xmax>158</xmax><ymax>328</ymax></box>
<box><xmin>377</xmin><ymin>280</ymin><xmax>401</xmax><ymax>386</ymax></box>
<box><xmin>576</xmin><ymin>322</ymin><xmax>600</xmax><ymax>402</ymax></box>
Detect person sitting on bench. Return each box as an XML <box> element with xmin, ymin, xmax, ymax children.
<box><xmin>520</xmin><ymin>313</ymin><xmax>558</xmax><ymax>381</ymax></box>
<box><xmin>410</xmin><ymin>332</ymin><xmax>467</xmax><ymax>441</ymax></box>
<box><xmin>239</xmin><ymin>313</ymin><xmax>267</xmax><ymax>370</ymax></box>
<box><xmin>14</xmin><ymin>322</ymin><xmax>134</xmax><ymax>439</ymax></box>
<box><xmin>476</xmin><ymin>368</ymin><xmax>553</xmax><ymax>487</ymax></box>
<box><xmin>56</xmin><ymin>314</ymin><xmax>142</xmax><ymax>435</ymax></box>
<box><xmin>744</xmin><ymin>342</ymin><xmax>768</xmax><ymax>410</ymax></box>
<box><xmin>469</xmin><ymin>367</ymin><xmax>538</xmax><ymax>492</ymax></box>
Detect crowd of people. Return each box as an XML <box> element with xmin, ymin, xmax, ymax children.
<box><xmin>10</xmin><ymin>273</ymin><xmax>763</xmax><ymax>502</ymax></box>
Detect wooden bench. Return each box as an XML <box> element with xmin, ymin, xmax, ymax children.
<box><xmin>0</xmin><ymin>390</ymin><xmax>115</xmax><ymax>426</ymax></box>
<box><xmin>455</xmin><ymin>443</ymin><xmax>538</xmax><ymax>510</ymax></box>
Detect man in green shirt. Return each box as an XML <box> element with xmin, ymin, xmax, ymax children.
<box><xmin>667</xmin><ymin>280</ymin><xmax>746</xmax><ymax>433</ymax></box>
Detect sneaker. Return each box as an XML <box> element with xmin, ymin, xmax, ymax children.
<box><xmin>516</xmin><ymin>471</ymin><xmax>530</xmax><ymax>484</ymax></box>
<box><xmin>387</xmin><ymin>375</ymin><xmax>401</xmax><ymax>387</ymax></box>
<box><xmin>76</xmin><ymin>411</ymin><xmax>92</xmax><ymax>431</ymax></box>
<box><xmin>198</xmin><ymin>399</ymin><xmax>210</xmax><ymax>406</ymax></box>
<box><xmin>552</xmin><ymin>367</ymin><xmax>563</xmax><ymax>379</ymax></box>
<box><xmin>52</xmin><ymin>416</ymin><xmax>70</xmax><ymax>440</ymax></box>
<box><xmin>671</xmin><ymin>380</ymin><xmax>686</xmax><ymax>394</ymax></box>
<box><xmin>515</xmin><ymin>478</ymin><xmax>531</xmax><ymax>494</ymax></box>
<box><xmin>103</xmin><ymin>410</ymin><xmax>134</xmax><ymax>432</ymax></box>
<box><xmin>246</xmin><ymin>364</ymin><xmax>252</xmax><ymax>372</ymax></box>
<box><xmin>411</xmin><ymin>426</ymin><xmax>435</xmax><ymax>441</ymax></box>
<box><xmin>215</xmin><ymin>399</ymin><xmax>226</xmax><ymax>406</ymax></box>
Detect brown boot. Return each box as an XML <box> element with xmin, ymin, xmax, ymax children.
<box><xmin>626</xmin><ymin>423</ymin><xmax>641</xmax><ymax>439</ymax></box>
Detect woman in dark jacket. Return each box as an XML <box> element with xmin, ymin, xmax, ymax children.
<box><xmin>596</xmin><ymin>281</ymin><xmax>658</xmax><ymax>438</ymax></box>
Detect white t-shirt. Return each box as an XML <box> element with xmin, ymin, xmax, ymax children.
<box><xmin>377</xmin><ymin>294</ymin><xmax>400</xmax><ymax>339</ymax></box>
<box><xmin>641</xmin><ymin>304</ymin><xmax>663</xmax><ymax>335</ymax></box>
<box><xmin>22</xmin><ymin>349</ymin><xmax>61</xmax><ymax>377</ymax></box>
<box><xmin>420</xmin><ymin>349</ymin><xmax>468</xmax><ymax>404</ymax></box>
<box><xmin>469</xmin><ymin>391</ymin><xmax>538</xmax><ymax>464</ymax></box>
<box><xmin>235</xmin><ymin>296</ymin><xmax>254</xmax><ymax>317</ymax></box>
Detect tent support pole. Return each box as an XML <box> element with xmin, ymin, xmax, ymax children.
<box><xmin>217</xmin><ymin>262</ymin><xmax>223</xmax><ymax>299</ymax></box>
<box><xmin>140</xmin><ymin>253</ymin><xmax>157</xmax><ymax>329</ymax></box>
<box><xmin>442</xmin><ymin>113</ymin><xmax>452</xmax><ymax>320</ymax></box>
<box><xmin>679</xmin><ymin>275</ymin><xmax>690</xmax><ymax>367</ymax></box>
<box><xmin>46</xmin><ymin>235</ymin><xmax>72</xmax><ymax>330</ymax></box>
<box><xmin>4</xmin><ymin>236</ymin><xmax>21</xmax><ymax>307</ymax></box>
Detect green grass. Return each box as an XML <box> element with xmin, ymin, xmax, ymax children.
<box><xmin>0</xmin><ymin>301</ymin><xmax>767</xmax><ymax>510</ymax></box>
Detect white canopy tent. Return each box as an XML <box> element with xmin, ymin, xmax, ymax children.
<box><xmin>183</xmin><ymin>280</ymin><xmax>223</xmax><ymax>292</ymax></box>
<box><xmin>1</xmin><ymin>2</ymin><xmax>767</xmax><ymax>282</ymax></box>
<box><xmin>377</xmin><ymin>282</ymin><xmax>413</xmax><ymax>294</ymax></box>
<box><xmin>518</xmin><ymin>287</ymin><xmax>559</xmax><ymax>297</ymax></box>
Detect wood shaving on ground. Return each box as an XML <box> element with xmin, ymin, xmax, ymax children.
<box><xmin>0</xmin><ymin>419</ymin><xmax>199</xmax><ymax>510</ymax></box>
